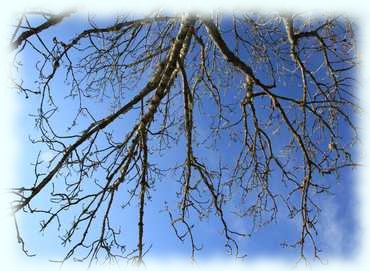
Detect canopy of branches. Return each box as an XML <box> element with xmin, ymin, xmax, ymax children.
<box><xmin>9</xmin><ymin>11</ymin><xmax>358</xmax><ymax>267</ymax></box>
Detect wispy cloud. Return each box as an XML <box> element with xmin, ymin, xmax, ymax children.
<box><xmin>319</xmin><ymin>197</ymin><xmax>344</xmax><ymax>256</ymax></box>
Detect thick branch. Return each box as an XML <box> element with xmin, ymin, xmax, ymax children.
<box><xmin>202</xmin><ymin>19</ymin><xmax>275</xmax><ymax>89</ymax></box>
<box><xmin>11</xmin><ymin>10</ymin><xmax>74</xmax><ymax>50</ymax></box>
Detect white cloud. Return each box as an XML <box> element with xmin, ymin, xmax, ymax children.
<box><xmin>319</xmin><ymin>198</ymin><xmax>344</xmax><ymax>256</ymax></box>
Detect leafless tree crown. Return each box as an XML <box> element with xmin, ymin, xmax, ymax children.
<box><xmin>9</xmin><ymin>11</ymin><xmax>358</xmax><ymax>266</ymax></box>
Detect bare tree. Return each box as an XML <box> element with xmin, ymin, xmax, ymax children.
<box><xmin>9</xmin><ymin>10</ymin><xmax>358</xmax><ymax>267</ymax></box>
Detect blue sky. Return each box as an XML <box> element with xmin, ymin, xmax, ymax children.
<box><xmin>10</xmin><ymin>13</ymin><xmax>359</xmax><ymax>265</ymax></box>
